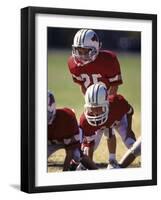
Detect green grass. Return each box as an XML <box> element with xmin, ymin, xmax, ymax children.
<box><xmin>48</xmin><ymin>50</ymin><xmax>84</xmax><ymax>119</ymax></box>
<box><xmin>48</xmin><ymin>49</ymin><xmax>141</xmax><ymax>171</ymax></box>
<box><xmin>118</xmin><ymin>53</ymin><xmax>141</xmax><ymax>111</ymax></box>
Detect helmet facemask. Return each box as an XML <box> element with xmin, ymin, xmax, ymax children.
<box><xmin>84</xmin><ymin>83</ymin><xmax>109</xmax><ymax>126</ymax></box>
<box><xmin>72</xmin><ymin>46</ymin><xmax>98</xmax><ymax>66</ymax></box>
<box><xmin>84</xmin><ymin>104</ymin><xmax>109</xmax><ymax>126</ymax></box>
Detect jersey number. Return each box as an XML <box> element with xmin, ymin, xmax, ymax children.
<box><xmin>81</xmin><ymin>74</ymin><xmax>103</xmax><ymax>88</ymax></box>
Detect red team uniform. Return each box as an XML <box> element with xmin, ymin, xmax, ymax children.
<box><xmin>48</xmin><ymin>91</ymin><xmax>98</xmax><ymax>171</ymax></box>
<box><xmin>68</xmin><ymin>50</ymin><xmax>122</xmax><ymax>93</ymax></box>
<box><xmin>48</xmin><ymin>108</ymin><xmax>81</xmax><ymax>157</ymax></box>
<box><xmin>80</xmin><ymin>95</ymin><xmax>133</xmax><ymax>147</ymax></box>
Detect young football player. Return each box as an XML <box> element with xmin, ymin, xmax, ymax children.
<box><xmin>79</xmin><ymin>83</ymin><xmax>136</xmax><ymax>169</ymax></box>
<box><xmin>68</xmin><ymin>29</ymin><xmax>122</xmax><ymax>95</ymax></box>
<box><xmin>48</xmin><ymin>91</ymin><xmax>98</xmax><ymax>171</ymax></box>
<box><xmin>68</xmin><ymin>29</ymin><xmax>124</xmax><ymax>168</ymax></box>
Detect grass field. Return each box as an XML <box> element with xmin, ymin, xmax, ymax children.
<box><xmin>48</xmin><ymin>49</ymin><xmax>141</xmax><ymax>172</ymax></box>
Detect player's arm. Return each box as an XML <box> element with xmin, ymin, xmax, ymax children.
<box><xmin>70</xmin><ymin>73</ymin><xmax>83</xmax><ymax>84</ymax></box>
<box><xmin>79</xmin><ymin>115</ymin><xmax>96</xmax><ymax>160</ymax></box>
<box><xmin>81</xmin><ymin>134</ymin><xmax>96</xmax><ymax>160</ymax></box>
<box><xmin>70</xmin><ymin>74</ymin><xmax>87</xmax><ymax>95</ymax></box>
<box><xmin>82</xmin><ymin>140</ymin><xmax>95</xmax><ymax>160</ymax></box>
<box><xmin>63</xmin><ymin>148</ymin><xmax>73</xmax><ymax>171</ymax></box>
<box><xmin>63</xmin><ymin>125</ymin><xmax>82</xmax><ymax>171</ymax></box>
<box><xmin>107</xmin><ymin>54</ymin><xmax>123</xmax><ymax>94</ymax></box>
<box><xmin>63</xmin><ymin>141</ymin><xmax>81</xmax><ymax>171</ymax></box>
<box><xmin>68</xmin><ymin>57</ymin><xmax>82</xmax><ymax>85</ymax></box>
<box><xmin>80</xmin><ymin>86</ymin><xmax>86</xmax><ymax>95</ymax></box>
<box><xmin>108</xmin><ymin>85</ymin><xmax>118</xmax><ymax>95</ymax></box>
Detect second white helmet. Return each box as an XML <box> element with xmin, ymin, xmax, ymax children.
<box><xmin>84</xmin><ymin>83</ymin><xmax>109</xmax><ymax>126</ymax></box>
<box><xmin>72</xmin><ymin>29</ymin><xmax>100</xmax><ymax>66</ymax></box>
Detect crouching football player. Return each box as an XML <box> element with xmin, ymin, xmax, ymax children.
<box><xmin>80</xmin><ymin>83</ymin><xmax>136</xmax><ymax>169</ymax></box>
<box><xmin>48</xmin><ymin>91</ymin><xmax>98</xmax><ymax>171</ymax></box>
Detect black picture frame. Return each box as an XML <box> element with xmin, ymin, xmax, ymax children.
<box><xmin>21</xmin><ymin>6</ymin><xmax>157</xmax><ymax>193</ymax></box>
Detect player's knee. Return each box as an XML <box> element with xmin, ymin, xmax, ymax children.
<box><xmin>124</xmin><ymin>137</ymin><xmax>136</xmax><ymax>149</ymax></box>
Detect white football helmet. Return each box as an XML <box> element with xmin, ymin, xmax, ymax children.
<box><xmin>84</xmin><ymin>83</ymin><xmax>109</xmax><ymax>126</ymax></box>
<box><xmin>72</xmin><ymin>29</ymin><xmax>101</xmax><ymax>66</ymax></box>
<box><xmin>48</xmin><ymin>91</ymin><xmax>56</xmax><ymax>125</ymax></box>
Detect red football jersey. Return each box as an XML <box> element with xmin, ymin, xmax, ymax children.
<box><xmin>48</xmin><ymin>108</ymin><xmax>79</xmax><ymax>143</ymax></box>
<box><xmin>79</xmin><ymin>95</ymin><xmax>132</xmax><ymax>137</ymax></box>
<box><xmin>68</xmin><ymin>50</ymin><xmax>122</xmax><ymax>93</ymax></box>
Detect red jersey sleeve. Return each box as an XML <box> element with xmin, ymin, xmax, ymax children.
<box><xmin>106</xmin><ymin>95</ymin><xmax>133</xmax><ymax>128</ymax></box>
<box><xmin>114</xmin><ymin>95</ymin><xmax>133</xmax><ymax>114</ymax></box>
<box><xmin>48</xmin><ymin>108</ymin><xmax>79</xmax><ymax>142</ymax></box>
<box><xmin>67</xmin><ymin>56</ymin><xmax>83</xmax><ymax>85</ymax></box>
<box><xmin>62</xmin><ymin>108</ymin><xmax>79</xmax><ymax>135</ymax></box>
<box><xmin>105</xmin><ymin>52</ymin><xmax>123</xmax><ymax>86</ymax></box>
